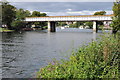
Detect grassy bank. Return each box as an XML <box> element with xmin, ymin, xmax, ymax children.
<box><xmin>37</xmin><ymin>34</ymin><xmax>120</xmax><ymax>79</ymax></box>
<box><xmin>0</xmin><ymin>28</ymin><xmax>14</xmax><ymax>32</ymax></box>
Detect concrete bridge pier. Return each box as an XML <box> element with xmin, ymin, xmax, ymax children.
<box><xmin>48</xmin><ymin>21</ymin><xmax>56</xmax><ymax>32</ymax></box>
<box><xmin>93</xmin><ymin>21</ymin><xmax>98</xmax><ymax>32</ymax></box>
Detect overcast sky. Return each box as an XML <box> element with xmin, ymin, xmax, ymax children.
<box><xmin>7</xmin><ymin>0</ymin><xmax>116</xmax><ymax>2</ymax></box>
<box><xmin>9</xmin><ymin>2</ymin><xmax>114</xmax><ymax>16</ymax></box>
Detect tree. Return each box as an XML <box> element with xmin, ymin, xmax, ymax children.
<box><xmin>11</xmin><ymin>20</ymin><xmax>26</xmax><ymax>30</ymax></box>
<box><xmin>39</xmin><ymin>13</ymin><xmax>47</xmax><ymax>27</ymax></box>
<box><xmin>76</xmin><ymin>22</ymin><xmax>84</xmax><ymax>26</ymax></box>
<box><xmin>57</xmin><ymin>22</ymin><xmax>67</xmax><ymax>26</ymax></box>
<box><xmin>11</xmin><ymin>8</ymin><xmax>31</xmax><ymax>30</ymax></box>
<box><xmin>0</xmin><ymin>2</ymin><xmax>2</xmax><ymax>27</ymax></box>
<box><xmin>94</xmin><ymin>11</ymin><xmax>106</xmax><ymax>15</ymax></box>
<box><xmin>15</xmin><ymin>8</ymin><xmax>31</xmax><ymax>20</ymax></box>
<box><xmin>85</xmin><ymin>22</ymin><xmax>93</xmax><ymax>29</ymax></box>
<box><xmin>0</xmin><ymin>2</ymin><xmax>1</xmax><ymax>19</ymax></box>
<box><xmin>40</xmin><ymin>13</ymin><xmax>47</xmax><ymax>17</ymax></box>
<box><xmin>25</xmin><ymin>10</ymin><xmax>31</xmax><ymax>17</ymax></box>
<box><xmin>2</xmin><ymin>2</ymin><xmax>16</xmax><ymax>29</ymax></box>
<box><xmin>16</xmin><ymin>8</ymin><xmax>25</xmax><ymax>20</ymax></box>
<box><xmin>31</xmin><ymin>11</ymin><xmax>41</xmax><ymax>17</ymax></box>
<box><xmin>110</xmin><ymin>1</ymin><xmax>120</xmax><ymax>34</ymax></box>
<box><xmin>31</xmin><ymin>11</ymin><xmax>47</xmax><ymax>27</ymax></box>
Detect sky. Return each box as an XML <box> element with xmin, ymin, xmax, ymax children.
<box><xmin>5</xmin><ymin>0</ymin><xmax>116</xmax><ymax>2</ymax></box>
<box><xmin>6</xmin><ymin>0</ymin><xmax>115</xmax><ymax>16</ymax></box>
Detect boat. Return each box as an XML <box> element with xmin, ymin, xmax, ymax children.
<box><xmin>79</xmin><ymin>26</ymin><xmax>84</xmax><ymax>29</ymax></box>
<box><xmin>61</xmin><ymin>27</ymin><xmax>65</xmax><ymax>29</ymax></box>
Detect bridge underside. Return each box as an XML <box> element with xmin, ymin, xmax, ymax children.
<box><xmin>26</xmin><ymin>21</ymin><xmax>111</xmax><ymax>32</ymax></box>
<box><xmin>47</xmin><ymin>21</ymin><xmax>100</xmax><ymax>32</ymax></box>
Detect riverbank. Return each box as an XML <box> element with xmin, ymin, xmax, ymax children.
<box><xmin>37</xmin><ymin>33</ymin><xmax>120</xmax><ymax>78</ymax></box>
<box><xmin>0</xmin><ymin>28</ymin><xmax>14</xmax><ymax>32</ymax></box>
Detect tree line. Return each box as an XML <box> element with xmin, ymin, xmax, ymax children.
<box><xmin>1</xmin><ymin>1</ymin><xmax>120</xmax><ymax>33</ymax></box>
<box><xmin>1</xmin><ymin>2</ymin><xmax>108</xmax><ymax>31</ymax></box>
<box><xmin>2</xmin><ymin>2</ymin><xmax>47</xmax><ymax>31</ymax></box>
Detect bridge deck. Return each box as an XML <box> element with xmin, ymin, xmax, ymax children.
<box><xmin>25</xmin><ymin>15</ymin><xmax>113</xmax><ymax>22</ymax></box>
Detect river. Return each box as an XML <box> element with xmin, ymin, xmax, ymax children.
<box><xmin>1</xmin><ymin>28</ymin><xmax>111</xmax><ymax>78</ymax></box>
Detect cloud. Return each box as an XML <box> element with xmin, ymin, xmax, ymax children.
<box><xmin>9</xmin><ymin>2</ymin><xmax>113</xmax><ymax>16</ymax></box>
<box><xmin>67</xmin><ymin>9</ymin><xmax>72</xmax><ymax>11</ymax></box>
<box><xmin>7</xmin><ymin>0</ymin><xmax>115</xmax><ymax>2</ymax></box>
<box><xmin>10</xmin><ymin>2</ymin><xmax>113</xmax><ymax>12</ymax></box>
<box><xmin>66</xmin><ymin>10</ymin><xmax>113</xmax><ymax>15</ymax></box>
<box><xmin>42</xmin><ymin>10</ymin><xmax>113</xmax><ymax>16</ymax></box>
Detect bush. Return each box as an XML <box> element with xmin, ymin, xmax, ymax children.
<box><xmin>37</xmin><ymin>34</ymin><xmax>120</xmax><ymax>79</ymax></box>
<box><xmin>69</xmin><ymin>23</ymin><xmax>78</xmax><ymax>28</ymax></box>
<box><xmin>11</xmin><ymin>20</ymin><xmax>26</xmax><ymax>30</ymax></box>
<box><xmin>43</xmin><ymin>26</ymin><xmax>48</xmax><ymax>29</ymax></box>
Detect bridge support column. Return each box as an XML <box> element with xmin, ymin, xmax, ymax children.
<box><xmin>48</xmin><ymin>21</ymin><xmax>51</xmax><ymax>31</ymax></box>
<box><xmin>48</xmin><ymin>21</ymin><xmax>56</xmax><ymax>32</ymax></box>
<box><xmin>93</xmin><ymin>21</ymin><xmax>98</xmax><ymax>32</ymax></box>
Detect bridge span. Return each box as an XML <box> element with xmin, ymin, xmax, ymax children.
<box><xmin>25</xmin><ymin>15</ymin><xmax>113</xmax><ymax>32</ymax></box>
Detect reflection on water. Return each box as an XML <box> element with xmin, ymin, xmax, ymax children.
<box><xmin>2</xmin><ymin>28</ymin><xmax>110</xmax><ymax>78</ymax></box>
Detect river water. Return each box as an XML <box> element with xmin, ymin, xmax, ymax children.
<box><xmin>1</xmin><ymin>28</ymin><xmax>111</xmax><ymax>78</ymax></box>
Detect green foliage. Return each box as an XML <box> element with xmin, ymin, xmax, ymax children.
<box><xmin>2</xmin><ymin>2</ymin><xmax>16</xmax><ymax>29</ymax></box>
<box><xmin>112</xmin><ymin>2</ymin><xmax>120</xmax><ymax>18</ymax></box>
<box><xmin>0</xmin><ymin>28</ymin><xmax>14</xmax><ymax>32</ymax></box>
<box><xmin>69</xmin><ymin>23</ymin><xmax>78</xmax><ymax>28</ymax></box>
<box><xmin>76</xmin><ymin>11</ymin><xmax>106</xmax><ymax>29</ymax></box>
<box><xmin>43</xmin><ymin>26</ymin><xmax>48</xmax><ymax>29</ymax></box>
<box><xmin>16</xmin><ymin>8</ymin><xmax>31</xmax><ymax>20</ymax></box>
<box><xmin>57</xmin><ymin>22</ymin><xmax>67</xmax><ymax>26</ymax></box>
<box><xmin>0</xmin><ymin>2</ymin><xmax>1</xmax><ymax>19</ymax></box>
<box><xmin>94</xmin><ymin>11</ymin><xmax>106</xmax><ymax>15</ymax></box>
<box><xmin>1</xmin><ymin>2</ymin><xmax>47</xmax><ymax>31</ymax></box>
<box><xmin>98</xmin><ymin>25</ymin><xmax>104</xmax><ymax>30</ymax></box>
<box><xmin>31</xmin><ymin>11</ymin><xmax>47</xmax><ymax>27</ymax></box>
<box><xmin>11</xmin><ymin>8</ymin><xmax>31</xmax><ymax>30</ymax></box>
<box><xmin>68</xmin><ymin>22</ymin><xmax>83</xmax><ymax>28</ymax></box>
<box><xmin>76</xmin><ymin>22</ymin><xmax>84</xmax><ymax>26</ymax></box>
<box><xmin>40</xmin><ymin>13</ymin><xmax>47</xmax><ymax>17</ymax></box>
<box><xmin>31</xmin><ymin>11</ymin><xmax>47</xmax><ymax>17</ymax></box>
<box><xmin>25</xmin><ymin>10</ymin><xmax>31</xmax><ymax>17</ymax></box>
<box><xmin>37</xmin><ymin>34</ymin><xmax>120</xmax><ymax>79</ymax></box>
<box><xmin>93</xmin><ymin>11</ymin><xmax>106</xmax><ymax>28</ymax></box>
<box><xmin>110</xmin><ymin>17</ymin><xmax>120</xmax><ymax>32</ymax></box>
<box><xmin>85</xmin><ymin>22</ymin><xmax>93</xmax><ymax>29</ymax></box>
<box><xmin>111</xmin><ymin>2</ymin><xmax>120</xmax><ymax>34</ymax></box>
<box><xmin>31</xmin><ymin>11</ymin><xmax>41</xmax><ymax>17</ymax></box>
<box><xmin>11</xmin><ymin>20</ymin><xmax>26</xmax><ymax>30</ymax></box>
<box><xmin>0</xmin><ymin>3</ymin><xmax>1</xmax><ymax>27</ymax></box>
